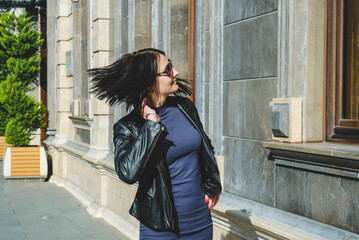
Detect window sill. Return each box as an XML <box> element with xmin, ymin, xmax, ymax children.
<box><xmin>69</xmin><ymin>115</ymin><xmax>93</xmax><ymax>124</ymax></box>
<box><xmin>265</xmin><ymin>141</ymin><xmax>359</xmax><ymax>162</ymax></box>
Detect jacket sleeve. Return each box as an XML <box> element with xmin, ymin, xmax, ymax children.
<box><xmin>113</xmin><ymin>120</ymin><xmax>163</xmax><ymax>184</ymax></box>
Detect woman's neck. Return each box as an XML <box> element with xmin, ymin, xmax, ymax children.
<box><xmin>149</xmin><ymin>94</ymin><xmax>168</xmax><ymax>108</ymax></box>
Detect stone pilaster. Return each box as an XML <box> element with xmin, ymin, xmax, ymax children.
<box><xmin>86</xmin><ymin>0</ymin><xmax>115</xmax><ymax>160</ymax></box>
<box><xmin>286</xmin><ymin>0</ymin><xmax>325</xmax><ymax>141</ymax></box>
<box><xmin>54</xmin><ymin>0</ymin><xmax>73</xmax><ymax>144</ymax></box>
<box><xmin>46</xmin><ymin>0</ymin><xmax>57</xmax><ymax>137</ymax></box>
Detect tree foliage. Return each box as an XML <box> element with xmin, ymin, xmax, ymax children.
<box><xmin>0</xmin><ymin>12</ymin><xmax>43</xmax><ymax>86</ymax></box>
<box><xmin>0</xmin><ymin>11</ymin><xmax>45</xmax><ymax>145</ymax></box>
<box><xmin>0</xmin><ymin>49</ymin><xmax>6</xmax><ymax>81</ymax></box>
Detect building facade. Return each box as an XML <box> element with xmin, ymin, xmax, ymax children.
<box><xmin>45</xmin><ymin>0</ymin><xmax>359</xmax><ymax>239</ymax></box>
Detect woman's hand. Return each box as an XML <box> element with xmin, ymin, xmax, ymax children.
<box><xmin>141</xmin><ymin>98</ymin><xmax>160</xmax><ymax>122</ymax></box>
<box><xmin>205</xmin><ymin>194</ymin><xmax>220</xmax><ymax>209</ymax></box>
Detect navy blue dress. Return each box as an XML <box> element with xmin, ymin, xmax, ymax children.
<box><xmin>139</xmin><ymin>103</ymin><xmax>212</xmax><ymax>239</ymax></box>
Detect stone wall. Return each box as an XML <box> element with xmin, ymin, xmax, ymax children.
<box><xmin>45</xmin><ymin>0</ymin><xmax>359</xmax><ymax>239</ymax></box>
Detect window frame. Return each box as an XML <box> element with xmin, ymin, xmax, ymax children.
<box><xmin>325</xmin><ymin>0</ymin><xmax>359</xmax><ymax>142</ymax></box>
<box><xmin>187</xmin><ymin>0</ymin><xmax>196</xmax><ymax>103</ymax></box>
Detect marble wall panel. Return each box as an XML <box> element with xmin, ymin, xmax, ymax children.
<box><xmin>56</xmin><ymin>40</ymin><xmax>71</xmax><ymax>65</ymax></box>
<box><xmin>223</xmin><ymin>137</ymin><xmax>274</xmax><ymax>206</ymax></box>
<box><xmin>275</xmin><ymin>165</ymin><xmax>312</xmax><ymax>216</ymax></box>
<box><xmin>121</xmin><ymin>0</ymin><xmax>128</xmax><ymax>18</ymax></box>
<box><xmin>204</xmin><ymin>30</ymin><xmax>210</xmax><ymax>83</ymax></box>
<box><xmin>56</xmin><ymin>16</ymin><xmax>73</xmax><ymax>41</ymax></box>
<box><xmin>203</xmin><ymin>0</ymin><xmax>210</xmax><ymax>31</ymax></box>
<box><xmin>169</xmin><ymin>0</ymin><xmax>188</xmax><ymax>79</ymax></box>
<box><xmin>92</xmin><ymin>19</ymin><xmax>112</xmax><ymax>52</ymax></box>
<box><xmin>56</xmin><ymin>88</ymin><xmax>73</xmax><ymax>111</ymax></box>
<box><xmin>56</xmin><ymin>65</ymin><xmax>73</xmax><ymax>88</ymax></box>
<box><xmin>56</xmin><ymin>112</ymin><xmax>73</xmax><ymax>137</ymax></box>
<box><xmin>223</xmin><ymin>78</ymin><xmax>277</xmax><ymax>141</ymax></box>
<box><xmin>204</xmin><ymin>82</ymin><xmax>210</xmax><ymax>133</ymax></box>
<box><xmin>120</xmin><ymin>17</ymin><xmax>129</xmax><ymax>54</ymax></box>
<box><xmin>223</xmin><ymin>0</ymin><xmax>278</xmax><ymax>25</ymax></box>
<box><xmin>134</xmin><ymin>35</ymin><xmax>150</xmax><ymax>51</ymax></box>
<box><xmin>92</xmin><ymin>51</ymin><xmax>112</xmax><ymax>68</ymax></box>
<box><xmin>66</xmin><ymin>157</ymin><xmax>102</xmax><ymax>203</ymax></box>
<box><xmin>134</xmin><ymin>0</ymin><xmax>150</xmax><ymax>35</ymax></box>
<box><xmin>275</xmin><ymin>165</ymin><xmax>359</xmax><ymax>233</ymax></box>
<box><xmin>47</xmin><ymin>1</ymin><xmax>57</xmax><ymax>130</ymax></box>
<box><xmin>223</xmin><ymin>12</ymin><xmax>278</xmax><ymax>80</ymax></box>
<box><xmin>158</xmin><ymin>42</ymin><xmax>163</xmax><ymax>51</ymax></box>
<box><xmin>157</xmin><ymin>0</ymin><xmax>163</xmax><ymax>43</ymax></box>
<box><xmin>91</xmin><ymin>0</ymin><xmax>114</xmax><ymax>20</ymax></box>
<box><xmin>57</xmin><ymin>0</ymin><xmax>72</xmax><ymax>17</ymax></box>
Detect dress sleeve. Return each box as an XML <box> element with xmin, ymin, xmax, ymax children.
<box><xmin>113</xmin><ymin>120</ymin><xmax>164</xmax><ymax>184</ymax></box>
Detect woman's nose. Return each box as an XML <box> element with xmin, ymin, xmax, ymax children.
<box><xmin>172</xmin><ymin>67</ymin><xmax>179</xmax><ymax>77</ymax></box>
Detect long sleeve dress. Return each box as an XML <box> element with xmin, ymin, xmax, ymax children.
<box><xmin>139</xmin><ymin>101</ymin><xmax>213</xmax><ymax>240</ymax></box>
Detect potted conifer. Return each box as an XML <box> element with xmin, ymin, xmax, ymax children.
<box><xmin>0</xmin><ymin>48</ymin><xmax>8</xmax><ymax>159</ymax></box>
<box><xmin>0</xmin><ymin>12</ymin><xmax>47</xmax><ymax>178</ymax></box>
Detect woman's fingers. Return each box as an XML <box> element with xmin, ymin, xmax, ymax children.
<box><xmin>205</xmin><ymin>194</ymin><xmax>213</xmax><ymax>209</ymax></box>
<box><xmin>208</xmin><ymin>198</ymin><xmax>213</xmax><ymax>209</ymax></box>
<box><xmin>205</xmin><ymin>194</ymin><xmax>220</xmax><ymax>209</ymax></box>
<box><xmin>141</xmin><ymin>98</ymin><xmax>157</xmax><ymax>121</ymax></box>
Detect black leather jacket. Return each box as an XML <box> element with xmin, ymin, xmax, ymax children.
<box><xmin>113</xmin><ymin>96</ymin><xmax>222</xmax><ymax>232</ymax></box>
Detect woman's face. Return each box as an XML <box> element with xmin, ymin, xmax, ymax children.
<box><xmin>153</xmin><ymin>54</ymin><xmax>179</xmax><ymax>96</ymax></box>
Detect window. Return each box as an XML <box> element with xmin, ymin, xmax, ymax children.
<box><xmin>326</xmin><ymin>0</ymin><xmax>359</xmax><ymax>142</ymax></box>
<box><xmin>168</xmin><ymin>0</ymin><xmax>196</xmax><ymax>102</ymax></box>
<box><xmin>343</xmin><ymin>0</ymin><xmax>359</xmax><ymax>122</ymax></box>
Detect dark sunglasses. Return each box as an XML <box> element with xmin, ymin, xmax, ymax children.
<box><xmin>156</xmin><ymin>59</ymin><xmax>173</xmax><ymax>77</ymax></box>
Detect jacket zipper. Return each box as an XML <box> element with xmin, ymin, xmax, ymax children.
<box><xmin>142</xmin><ymin>126</ymin><xmax>165</xmax><ymax>169</ymax></box>
<box><xmin>156</xmin><ymin>165</ymin><xmax>175</xmax><ymax>230</ymax></box>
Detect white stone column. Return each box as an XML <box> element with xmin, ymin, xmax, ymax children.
<box><xmin>54</xmin><ymin>0</ymin><xmax>74</xmax><ymax>144</ymax></box>
<box><xmin>86</xmin><ymin>0</ymin><xmax>115</xmax><ymax>160</ymax></box>
<box><xmin>46</xmin><ymin>0</ymin><xmax>57</xmax><ymax>138</ymax></box>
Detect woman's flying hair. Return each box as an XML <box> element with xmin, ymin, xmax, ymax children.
<box><xmin>88</xmin><ymin>48</ymin><xmax>191</xmax><ymax>111</ymax></box>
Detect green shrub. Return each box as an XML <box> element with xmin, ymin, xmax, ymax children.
<box><xmin>0</xmin><ymin>105</ymin><xmax>7</xmax><ymax>135</ymax></box>
<box><xmin>0</xmin><ymin>80</ymin><xmax>45</xmax><ymax>146</ymax></box>
<box><xmin>5</xmin><ymin>119</ymin><xmax>32</xmax><ymax>147</ymax></box>
<box><xmin>0</xmin><ymin>50</ymin><xmax>6</xmax><ymax>81</ymax></box>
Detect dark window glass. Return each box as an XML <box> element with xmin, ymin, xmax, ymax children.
<box><xmin>343</xmin><ymin>0</ymin><xmax>359</xmax><ymax>119</ymax></box>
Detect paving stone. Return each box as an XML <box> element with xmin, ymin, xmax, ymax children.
<box><xmin>0</xmin><ymin>232</ymin><xmax>28</xmax><ymax>240</ymax></box>
<box><xmin>0</xmin><ymin>161</ymin><xmax>130</xmax><ymax>240</ymax></box>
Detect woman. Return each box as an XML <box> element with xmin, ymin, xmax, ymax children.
<box><xmin>89</xmin><ymin>48</ymin><xmax>221</xmax><ymax>239</ymax></box>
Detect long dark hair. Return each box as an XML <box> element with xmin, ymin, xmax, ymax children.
<box><xmin>88</xmin><ymin>48</ymin><xmax>191</xmax><ymax>111</ymax></box>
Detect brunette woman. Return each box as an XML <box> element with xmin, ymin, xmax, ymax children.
<box><xmin>88</xmin><ymin>48</ymin><xmax>221</xmax><ymax>239</ymax></box>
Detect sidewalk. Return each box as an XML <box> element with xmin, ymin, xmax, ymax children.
<box><xmin>0</xmin><ymin>161</ymin><xmax>131</xmax><ymax>240</ymax></box>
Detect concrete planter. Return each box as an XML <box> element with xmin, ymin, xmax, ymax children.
<box><xmin>0</xmin><ymin>136</ymin><xmax>10</xmax><ymax>160</ymax></box>
<box><xmin>3</xmin><ymin>146</ymin><xmax>47</xmax><ymax>178</ymax></box>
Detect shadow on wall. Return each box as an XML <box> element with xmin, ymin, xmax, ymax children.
<box><xmin>216</xmin><ymin>209</ymin><xmax>260</xmax><ymax>240</ymax></box>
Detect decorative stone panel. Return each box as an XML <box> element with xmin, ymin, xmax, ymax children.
<box><xmin>223</xmin><ymin>12</ymin><xmax>278</xmax><ymax>80</ymax></box>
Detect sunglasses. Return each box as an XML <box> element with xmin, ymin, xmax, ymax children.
<box><xmin>156</xmin><ymin>59</ymin><xmax>173</xmax><ymax>77</ymax></box>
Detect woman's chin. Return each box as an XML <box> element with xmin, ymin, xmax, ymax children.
<box><xmin>173</xmin><ymin>85</ymin><xmax>179</xmax><ymax>92</ymax></box>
